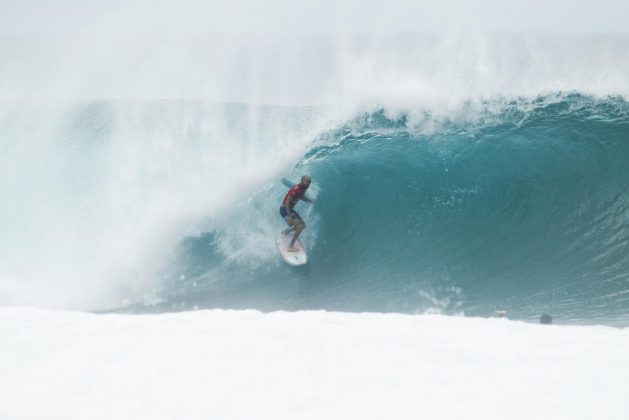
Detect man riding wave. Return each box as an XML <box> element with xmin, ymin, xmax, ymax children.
<box><xmin>280</xmin><ymin>175</ymin><xmax>313</xmax><ymax>252</ymax></box>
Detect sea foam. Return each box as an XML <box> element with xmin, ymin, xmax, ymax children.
<box><xmin>1</xmin><ymin>308</ymin><xmax>627</xmax><ymax>420</ymax></box>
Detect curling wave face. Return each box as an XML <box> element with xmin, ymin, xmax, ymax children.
<box><xmin>154</xmin><ymin>95</ymin><xmax>629</xmax><ymax>325</ymax></box>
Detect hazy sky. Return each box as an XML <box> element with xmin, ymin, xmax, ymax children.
<box><xmin>2</xmin><ymin>0</ymin><xmax>628</xmax><ymax>102</ymax></box>
<box><xmin>2</xmin><ymin>0</ymin><xmax>628</xmax><ymax>36</ymax></box>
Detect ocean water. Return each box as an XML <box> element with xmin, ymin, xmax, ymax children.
<box><xmin>163</xmin><ymin>95</ymin><xmax>629</xmax><ymax>325</ymax></box>
<box><xmin>2</xmin><ymin>23</ymin><xmax>629</xmax><ymax>419</ymax></box>
<box><xmin>3</xmin><ymin>95</ymin><xmax>628</xmax><ymax>325</ymax></box>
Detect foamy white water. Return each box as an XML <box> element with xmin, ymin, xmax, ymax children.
<box><xmin>1</xmin><ymin>308</ymin><xmax>628</xmax><ymax>420</ymax></box>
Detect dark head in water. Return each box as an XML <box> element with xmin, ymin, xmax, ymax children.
<box><xmin>540</xmin><ymin>314</ymin><xmax>553</xmax><ymax>325</ymax></box>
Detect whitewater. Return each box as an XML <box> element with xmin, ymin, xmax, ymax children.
<box><xmin>2</xmin><ymin>308</ymin><xmax>629</xmax><ymax>420</ymax></box>
<box><xmin>2</xmin><ymin>0</ymin><xmax>629</xmax><ymax>418</ymax></box>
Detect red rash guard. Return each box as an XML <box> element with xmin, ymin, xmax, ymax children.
<box><xmin>282</xmin><ymin>184</ymin><xmax>306</xmax><ymax>207</ymax></box>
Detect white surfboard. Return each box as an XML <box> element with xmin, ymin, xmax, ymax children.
<box><xmin>276</xmin><ymin>232</ymin><xmax>308</xmax><ymax>266</ymax></box>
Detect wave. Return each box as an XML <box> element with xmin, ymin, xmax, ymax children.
<box><xmin>0</xmin><ymin>101</ymin><xmax>330</xmax><ymax>309</ymax></box>
<box><xmin>139</xmin><ymin>94</ymin><xmax>629</xmax><ymax>325</ymax></box>
<box><xmin>1</xmin><ymin>84</ymin><xmax>628</xmax><ymax>325</ymax></box>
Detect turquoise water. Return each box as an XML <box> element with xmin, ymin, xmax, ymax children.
<box><xmin>155</xmin><ymin>95</ymin><xmax>629</xmax><ymax>325</ymax></box>
<box><xmin>1</xmin><ymin>95</ymin><xmax>628</xmax><ymax>325</ymax></box>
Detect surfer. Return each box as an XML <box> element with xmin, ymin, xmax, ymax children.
<box><xmin>280</xmin><ymin>175</ymin><xmax>313</xmax><ymax>252</ymax></box>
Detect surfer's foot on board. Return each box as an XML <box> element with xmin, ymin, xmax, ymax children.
<box><xmin>287</xmin><ymin>246</ymin><xmax>299</xmax><ymax>252</ymax></box>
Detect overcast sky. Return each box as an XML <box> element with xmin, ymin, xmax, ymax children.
<box><xmin>2</xmin><ymin>0</ymin><xmax>629</xmax><ymax>36</ymax></box>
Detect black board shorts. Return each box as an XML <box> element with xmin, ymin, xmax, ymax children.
<box><xmin>279</xmin><ymin>206</ymin><xmax>301</xmax><ymax>222</ymax></box>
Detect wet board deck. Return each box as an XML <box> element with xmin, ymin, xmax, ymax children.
<box><xmin>276</xmin><ymin>232</ymin><xmax>307</xmax><ymax>266</ymax></box>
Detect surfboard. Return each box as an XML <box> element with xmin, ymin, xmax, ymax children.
<box><xmin>280</xmin><ymin>176</ymin><xmax>296</xmax><ymax>189</ymax></box>
<box><xmin>276</xmin><ymin>232</ymin><xmax>307</xmax><ymax>266</ymax></box>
